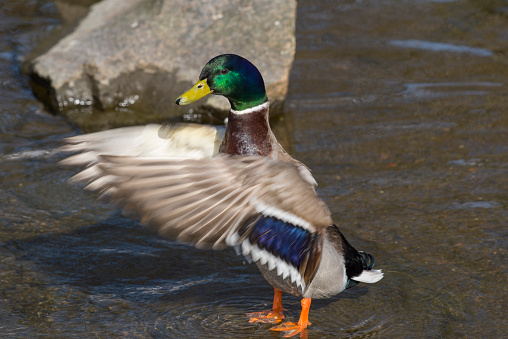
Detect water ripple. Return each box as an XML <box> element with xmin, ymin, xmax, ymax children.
<box><xmin>388</xmin><ymin>39</ymin><xmax>494</xmax><ymax>57</ymax></box>
<box><xmin>153</xmin><ymin>293</ymin><xmax>272</xmax><ymax>338</ymax></box>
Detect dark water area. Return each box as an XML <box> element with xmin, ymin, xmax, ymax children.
<box><xmin>1</xmin><ymin>0</ymin><xmax>507</xmax><ymax>338</ymax></box>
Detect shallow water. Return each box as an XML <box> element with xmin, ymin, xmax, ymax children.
<box><xmin>1</xmin><ymin>0</ymin><xmax>507</xmax><ymax>338</ymax></box>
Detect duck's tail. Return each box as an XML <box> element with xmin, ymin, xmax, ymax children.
<box><xmin>359</xmin><ymin>251</ymin><xmax>375</xmax><ymax>269</ymax></box>
<box><xmin>352</xmin><ymin>251</ymin><xmax>383</xmax><ymax>284</ymax></box>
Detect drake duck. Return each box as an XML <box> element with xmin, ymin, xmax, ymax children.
<box><xmin>60</xmin><ymin>54</ymin><xmax>383</xmax><ymax>337</ymax></box>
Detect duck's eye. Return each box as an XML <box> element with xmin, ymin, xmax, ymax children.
<box><xmin>221</xmin><ymin>68</ymin><xmax>229</xmax><ymax>75</ymax></box>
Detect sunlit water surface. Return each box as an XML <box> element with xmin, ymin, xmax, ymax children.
<box><xmin>0</xmin><ymin>0</ymin><xmax>506</xmax><ymax>338</ymax></box>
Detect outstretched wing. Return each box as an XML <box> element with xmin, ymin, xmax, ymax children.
<box><xmin>60</xmin><ymin>123</ymin><xmax>225</xmax><ymax>165</ymax></box>
<box><xmin>61</xmin><ymin>144</ymin><xmax>332</xmax><ymax>290</ymax></box>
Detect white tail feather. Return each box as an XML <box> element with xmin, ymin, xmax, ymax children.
<box><xmin>352</xmin><ymin>269</ymin><xmax>383</xmax><ymax>283</ymax></box>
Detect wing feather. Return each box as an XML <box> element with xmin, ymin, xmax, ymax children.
<box><xmin>60</xmin><ymin>123</ymin><xmax>225</xmax><ymax>166</ymax></box>
<box><xmin>60</xmin><ymin>132</ymin><xmax>333</xmax><ymax>287</ymax></box>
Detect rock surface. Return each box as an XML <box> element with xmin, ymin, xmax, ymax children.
<box><xmin>26</xmin><ymin>0</ymin><xmax>296</xmax><ymax>129</ymax></box>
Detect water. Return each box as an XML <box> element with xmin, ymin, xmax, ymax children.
<box><xmin>1</xmin><ymin>0</ymin><xmax>507</xmax><ymax>338</ymax></box>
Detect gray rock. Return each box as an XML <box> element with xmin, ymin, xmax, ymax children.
<box><xmin>27</xmin><ymin>0</ymin><xmax>296</xmax><ymax>129</ymax></box>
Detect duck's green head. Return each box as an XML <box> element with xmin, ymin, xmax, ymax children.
<box><xmin>176</xmin><ymin>54</ymin><xmax>268</xmax><ymax>111</ymax></box>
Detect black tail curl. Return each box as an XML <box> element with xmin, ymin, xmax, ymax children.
<box><xmin>358</xmin><ymin>251</ymin><xmax>375</xmax><ymax>270</ymax></box>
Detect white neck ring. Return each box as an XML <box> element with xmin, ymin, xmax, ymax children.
<box><xmin>230</xmin><ymin>101</ymin><xmax>269</xmax><ymax>115</ymax></box>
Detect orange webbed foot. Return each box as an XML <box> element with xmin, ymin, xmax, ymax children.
<box><xmin>247</xmin><ymin>287</ymin><xmax>286</xmax><ymax>323</ymax></box>
<box><xmin>270</xmin><ymin>320</ymin><xmax>311</xmax><ymax>337</ymax></box>
<box><xmin>270</xmin><ymin>298</ymin><xmax>312</xmax><ymax>337</ymax></box>
<box><xmin>246</xmin><ymin>309</ymin><xmax>285</xmax><ymax>324</ymax></box>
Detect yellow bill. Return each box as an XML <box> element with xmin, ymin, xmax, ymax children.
<box><xmin>175</xmin><ymin>79</ymin><xmax>213</xmax><ymax>105</ymax></box>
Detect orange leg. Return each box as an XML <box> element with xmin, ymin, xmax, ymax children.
<box><xmin>270</xmin><ymin>298</ymin><xmax>312</xmax><ymax>337</ymax></box>
<box><xmin>246</xmin><ymin>287</ymin><xmax>285</xmax><ymax>324</ymax></box>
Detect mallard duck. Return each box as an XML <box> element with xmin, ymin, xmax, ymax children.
<box><xmin>60</xmin><ymin>54</ymin><xmax>383</xmax><ymax>337</ymax></box>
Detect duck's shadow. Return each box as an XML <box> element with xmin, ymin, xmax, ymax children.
<box><xmin>6</xmin><ymin>213</ymin><xmax>370</xmax><ymax>311</ymax></box>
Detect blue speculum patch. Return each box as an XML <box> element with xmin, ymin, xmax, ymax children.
<box><xmin>249</xmin><ymin>215</ymin><xmax>313</xmax><ymax>269</ymax></box>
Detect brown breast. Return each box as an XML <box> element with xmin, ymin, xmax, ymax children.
<box><xmin>219</xmin><ymin>104</ymin><xmax>274</xmax><ymax>156</ymax></box>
